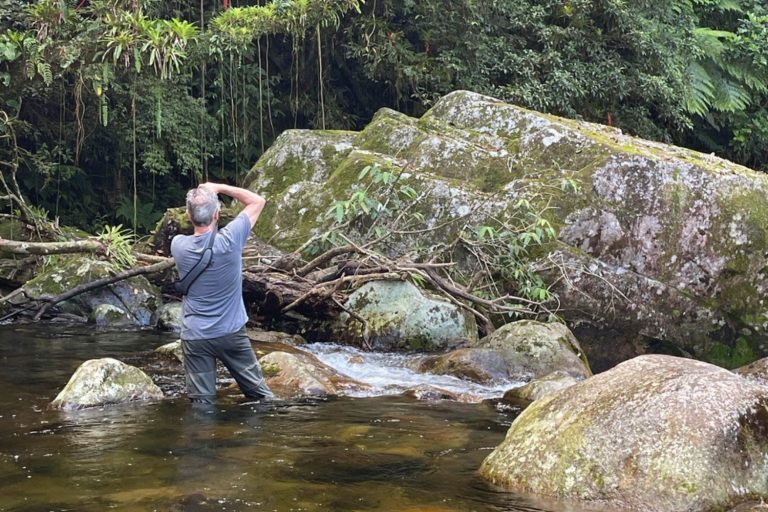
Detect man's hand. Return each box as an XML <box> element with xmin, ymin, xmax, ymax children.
<box><xmin>199</xmin><ymin>182</ymin><xmax>266</xmax><ymax>228</ymax></box>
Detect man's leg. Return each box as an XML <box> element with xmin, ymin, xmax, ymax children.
<box><xmin>181</xmin><ymin>338</ymin><xmax>218</xmax><ymax>404</ymax></box>
<box><xmin>216</xmin><ymin>328</ymin><xmax>275</xmax><ymax>400</ymax></box>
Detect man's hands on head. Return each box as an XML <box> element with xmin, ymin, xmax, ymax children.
<box><xmin>197</xmin><ymin>182</ymin><xmax>266</xmax><ymax>228</ymax></box>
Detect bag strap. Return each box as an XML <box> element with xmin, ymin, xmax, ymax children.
<box><xmin>173</xmin><ymin>226</ymin><xmax>217</xmax><ymax>295</ymax></box>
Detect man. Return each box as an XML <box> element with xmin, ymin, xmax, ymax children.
<box><xmin>171</xmin><ymin>182</ymin><xmax>274</xmax><ymax>404</ymax></box>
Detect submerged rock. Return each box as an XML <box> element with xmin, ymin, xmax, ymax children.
<box><xmin>243</xmin><ymin>89</ymin><xmax>768</xmax><ymax>369</ymax></box>
<box><xmin>51</xmin><ymin>358</ymin><xmax>164</xmax><ymax>410</ymax></box>
<box><xmin>334</xmin><ymin>280</ymin><xmax>477</xmax><ymax>351</ymax></box>
<box><xmin>480</xmin><ymin>355</ymin><xmax>768</xmax><ymax>512</ymax></box>
<box><xmin>502</xmin><ymin>371</ymin><xmax>580</xmax><ymax>407</ymax></box>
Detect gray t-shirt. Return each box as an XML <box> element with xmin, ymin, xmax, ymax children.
<box><xmin>171</xmin><ymin>212</ymin><xmax>251</xmax><ymax>340</ymax></box>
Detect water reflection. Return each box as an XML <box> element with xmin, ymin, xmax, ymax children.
<box><xmin>0</xmin><ymin>325</ymin><xmax>606</xmax><ymax>512</ymax></box>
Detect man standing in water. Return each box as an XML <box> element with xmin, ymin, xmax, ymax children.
<box><xmin>171</xmin><ymin>182</ymin><xmax>274</xmax><ymax>404</ymax></box>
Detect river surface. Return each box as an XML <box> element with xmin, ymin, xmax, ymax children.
<box><xmin>0</xmin><ymin>324</ymin><xmax>602</xmax><ymax>512</ymax></box>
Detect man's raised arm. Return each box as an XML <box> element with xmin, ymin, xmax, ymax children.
<box><xmin>200</xmin><ymin>182</ymin><xmax>266</xmax><ymax>228</ymax></box>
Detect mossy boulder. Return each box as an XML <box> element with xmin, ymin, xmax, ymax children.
<box><xmin>22</xmin><ymin>255</ymin><xmax>160</xmax><ymax>326</ymax></box>
<box><xmin>480</xmin><ymin>355</ymin><xmax>768</xmax><ymax>512</ymax></box>
<box><xmin>50</xmin><ymin>358</ymin><xmax>163</xmax><ymax>410</ymax></box>
<box><xmin>475</xmin><ymin>320</ymin><xmax>591</xmax><ymax>380</ymax></box>
<box><xmin>243</xmin><ymin>90</ymin><xmax>768</xmax><ymax>369</ymax></box>
<box><xmin>333</xmin><ymin>280</ymin><xmax>477</xmax><ymax>351</ymax></box>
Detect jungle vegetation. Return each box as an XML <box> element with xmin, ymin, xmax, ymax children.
<box><xmin>0</xmin><ymin>0</ymin><xmax>766</xmax><ymax>234</ymax></box>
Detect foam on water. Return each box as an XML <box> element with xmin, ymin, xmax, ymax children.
<box><xmin>303</xmin><ymin>342</ymin><xmax>522</xmax><ymax>399</ymax></box>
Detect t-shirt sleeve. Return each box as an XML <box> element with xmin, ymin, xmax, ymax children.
<box><xmin>220</xmin><ymin>211</ymin><xmax>252</xmax><ymax>251</ymax></box>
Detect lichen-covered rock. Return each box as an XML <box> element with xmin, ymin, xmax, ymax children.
<box><xmin>502</xmin><ymin>371</ymin><xmax>580</xmax><ymax>406</ymax></box>
<box><xmin>155</xmin><ymin>302</ymin><xmax>182</xmax><ymax>332</ymax></box>
<box><xmin>476</xmin><ymin>320</ymin><xmax>591</xmax><ymax>380</ymax></box>
<box><xmin>480</xmin><ymin>355</ymin><xmax>768</xmax><ymax>512</ymax></box>
<box><xmin>51</xmin><ymin>358</ymin><xmax>163</xmax><ymax>410</ymax></box>
<box><xmin>23</xmin><ymin>255</ymin><xmax>159</xmax><ymax>326</ymax></box>
<box><xmin>243</xmin><ymin>90</ymin><xmax>768</xmax><ymax>369</ymax></box>
<box><xmin>333</xmin><ymin>280</ymin><xmax>477</xmax><ymax>351</ymax></box>
<box><xmin>260</xmin><ymin>351</ymin><xmax>369</xmax><ymax>397</ymax></box>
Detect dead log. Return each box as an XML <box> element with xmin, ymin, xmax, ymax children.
<box><xmin>0</xmin><ymin>238</ymin><xmax>105</xmax><ymax>256</ymax></box>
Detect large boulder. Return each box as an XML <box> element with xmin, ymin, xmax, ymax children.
<box><xmin>333</xmin><ymin>280</ymin><xmax>476</xmax><ymax>351</ymax></box>
<box><xmin>51</xmin><ymin>358</ymin><xmax>163</xmax><ymax>410</ymax></box>
<box><xmin>243</xmin><ymin>90</ymin><xmax>768</xmax><ymax>369</ymax></box>
<box><xmin>23</xmin><ymin>255</ymin><xmax>160</xmax><ymax>326</ymax></box>
<box><xmin>480</xmin><ymin>355</ymin><xmax>768</xmax><ymax>512</ymax></box>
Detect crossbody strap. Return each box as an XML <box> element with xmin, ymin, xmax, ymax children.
<box><xmin>173</xmin><ymin>226</ymin><xmax>217</xmax><ymax>295</ymax></box>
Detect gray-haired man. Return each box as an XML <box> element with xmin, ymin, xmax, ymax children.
<box><xmin>171</xmin><ymin>182</ymin><xmax>274</xmax><ymax>404</ymax></box>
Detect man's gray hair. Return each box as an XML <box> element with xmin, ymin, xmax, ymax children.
<box><xmin>186</xmin><ymin>187</ymin><xmax>219</xmax><ymax>227</ymax></box>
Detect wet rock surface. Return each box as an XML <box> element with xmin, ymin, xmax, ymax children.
<box><xmin>480</xmin><ymin>354</ymin><xmax>768</xmax><ymax>512</ymax></box>
<box><xmin>51</xmin><ymin>357</ymin><xmax>164</xmax><ymax>409</ymax></box>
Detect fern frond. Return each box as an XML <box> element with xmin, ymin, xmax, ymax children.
<box><xmin>37</xmin><ymin>61</ymin><xmax>52</xmax><ymax>85</ymax></box>
<box><xmin>685</xmin><ymin>62</ymin><xmax>716</xmax><ymax>115</ymax></box>
<box><xmin>711</xmin><ymin>76</ymin><xmax>751</xmax><ymax>112</ymax></box>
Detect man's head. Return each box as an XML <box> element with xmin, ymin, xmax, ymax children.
<box><xmin>186</xmin><ymin>186</ymin><xmax>219</xmax><ymax>227</ymax></box>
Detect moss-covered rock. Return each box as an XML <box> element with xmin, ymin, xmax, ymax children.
<box><xmin>333</xmin><ymin>280</ymin><xmax>477</xmax><ymax>351</ymax></box>
<box><xmin>242</xmin><ymin>90</ymin><xmax>768</xmax><ymax>369</ymax></box>
<box><xmin>50</xmin><ymin>358</ymin><xmax>163</xmax><ymax>410</ymax></box>
<box><xmin>476</xmin><ymin>320</ymin><xmax>591</xmax><ymax>380</ymax></box>
<box><xmin>480</xmin><ymin>355</ymin><xmax>768</xmax><ymax>511</ymax></box>
<box><xmin>23</xmin><ymin>255</ymin><xmax>160</xmax><ymax>326</ymax></box>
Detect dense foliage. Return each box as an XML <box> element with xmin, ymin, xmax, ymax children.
<box><xmin>0</xmin><ymin>0</ymin><xmax>766</xmax><ymax>234</ymax></box>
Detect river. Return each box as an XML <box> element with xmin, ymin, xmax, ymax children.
<box><xmin>0</xmin><ymin>324</ymin><xmax>601</xmax><ymax>512</ymax></box>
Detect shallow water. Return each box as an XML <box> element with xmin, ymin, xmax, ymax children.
<box><xmin>0</xmin><ymin>325</ymin><xmax>601</xmax><ymax>512</ymax></box>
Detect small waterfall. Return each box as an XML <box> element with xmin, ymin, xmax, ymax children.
<box><xmin>303</xmin><ymin>343</ymin><xmax>522</xmax><ymax>399</ymax></box>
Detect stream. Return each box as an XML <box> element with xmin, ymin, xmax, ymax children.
<box><xmin>0</xmin><ymin>324</ymin><xmax>603</xmax><ymax>512</ymax></box>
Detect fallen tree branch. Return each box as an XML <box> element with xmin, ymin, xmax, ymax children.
<box><xmin>0</xmin><ymin>238</ymin><xmax>105</xmax><ymax>256</ymax></box>
<box><xmin>33</xmin><ymin>259</ymin><xmax>176</xmax><ymax>321</ymax></box>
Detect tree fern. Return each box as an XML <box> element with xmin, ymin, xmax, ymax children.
<box><xmin>686</xmin><ymin>61</ymin><xmax>715</xmax><ymax>116</ymax></box>
<box><xmin>712</xmin><ymin>75</ymin><xmax>752</xmax><ymax>112</ymax></box>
